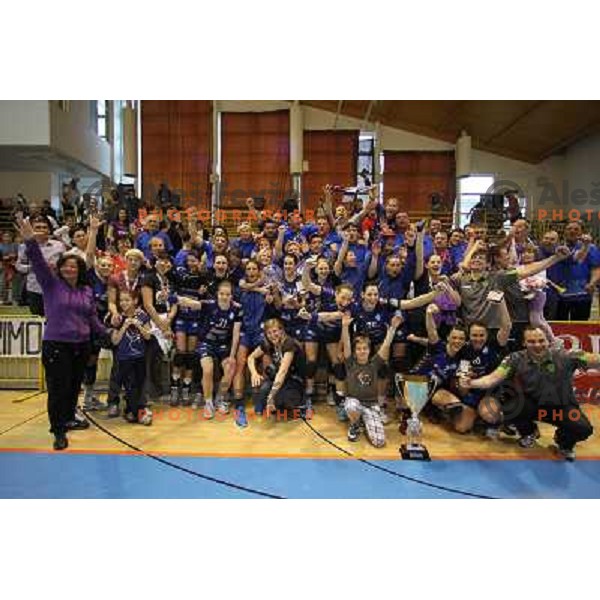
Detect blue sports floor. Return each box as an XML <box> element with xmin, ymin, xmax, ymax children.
<box><xmin>2</xmin><ymin>452</ymin><xmax>600</xmax><ymax>499</ymax></box>
<box><xmin>2</xmin><ymin>390</ymin><xmax>599</xmax><ymax>498</ymax></box>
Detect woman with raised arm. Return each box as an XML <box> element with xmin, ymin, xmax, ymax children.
<box><xmin>341</xmin><ymin>312</ymin><xmax>402</xmax><ymax>447</ymax></box>
<box><xmin>15</xmin><ymin>213</ymin><xmax>108</xmax><ymax>451</ymax></box>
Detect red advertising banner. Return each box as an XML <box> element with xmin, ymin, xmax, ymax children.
<box><xmin>552</xmin><ymin>321</ymin><xmax>600</xmax><ymax>403</ymax></box>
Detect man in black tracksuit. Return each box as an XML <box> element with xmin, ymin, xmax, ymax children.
<box><xmin>459</xmin><ymin>326</ymin><xmax>596</xmax><ymax>461</ymax></box>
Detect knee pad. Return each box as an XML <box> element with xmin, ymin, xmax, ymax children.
<box><xmin>173</xmin><ymin>353</ymin><xmax>186</xmax><ymax>368</ymax></box>
<box><xmin>305</xmin><ymin>361</ymin><xmax>318</xmax><ymax>379</ymax></box>
<box><xmin>332</xmin><ymin>362</ymin><xmax>346</xmax><ymax>381</ymax></box>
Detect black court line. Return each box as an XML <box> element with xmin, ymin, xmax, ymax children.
<box><xmin>12</xmin><ymin>391</ymin><xmax>45</xmax><ymax>404</ymax></box>
<box><xmin>0</xmin><ymin>391</ymin><xmax>45</xmax><ymax>436</ymax></box>
<box><xmin>0</xmin><ymin>411</ymin><xmax>46</xmax><ymax>437</ymax></box>
<box><xmin>83</xmin><ymin>411</ymin><xmax>286</xmax><ymax>500</ymax></box>
<box><xmin>302</xmin><ymin>418</ymin><xmax>497</xmax><ymax>499</ymax></box>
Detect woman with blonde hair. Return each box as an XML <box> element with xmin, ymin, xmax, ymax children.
<box><xmin>247</xmin><ymin>318</ymin><xmax>307</xmax><ymax>421</ymax></box>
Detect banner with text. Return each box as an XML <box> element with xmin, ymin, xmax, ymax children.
<box><xmin>0</xmin><ymin>317</ymin><xmax>44</xmax><ymax>357</ymax></box>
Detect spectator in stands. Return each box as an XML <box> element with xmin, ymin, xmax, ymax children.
<box><xmin>0</xmin><ymin>231</ymin><xmax>18</xmax><ymax>305</ymax></box>
<box><xmin>556</xmin><ymin>221</ymin><xmax>600</xmax><ymax>321</ymax></box>
<box><xmin>107</xmin><ymin>208</ymin><xmax>134</xmax><ymax>248</ymax></box>
<box><xmin>15</xmin><ymin>216</ymin><xmax>65</xmax><ymax>316</ymax></box>
<box><xmin>537</xmin><ymin>229</ymin><xmax>561</xmax><ymax>320</ymax></box>
<box><xmin>136</xmin><ymin>215</ymin><xmax>174</xmax><ymax>259</ymax></box>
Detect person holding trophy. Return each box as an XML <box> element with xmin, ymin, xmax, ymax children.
<box><xmin>340</xmin><ymin>311</ymin><xmax>403</xmax><ymax>447</ymax></box>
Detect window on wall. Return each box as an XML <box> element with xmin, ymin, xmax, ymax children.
<box><xmin>357</xmin><ymin>133</ymin><xmax>375</xmax><ymax>189</ymax></box>
<box><xmin>456</xmin><ymin>175</ymin><xmax>494</xmax><ymax>228</ymax></box>
<box><xmin>96</xmin><ymin>100</ymin><xmax>108</xmax><ymax>139</ymax></box>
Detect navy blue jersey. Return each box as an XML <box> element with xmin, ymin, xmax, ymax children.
<box><xmin>306</xmin><ymin>276</ymin><xmax>338</xmax><ymax>313</ymax></box>
<box><xmin>173</xmin><ymin>266</ymin><xmax>204</xmax><ymax>318</ymax></box>
<box><xmin>173</xmin><ymin>266</ymin><xmax>204</xmax><ymax>297</ymax></box>
<box><xmin>412</xmin><ymin>340</ymin><xmax>461</xmax><ymax>385</ymax></box>
<box><xmin>229</xmin><ymin>265</ymin><xmax>245</xmax><ymax>287</ymax></box>
<box><xmin>348</xmin><ymin>242</ymin><xmax>369</xmax><ymax>264</ymax></box>
<box><xmin>200</xmin><ymin>301</ymin><xmax>242</xmax><ymax>345</ymax></box>
<box><xmin>204</xmin><ymin>272</ymin><xmax>235</xmax><ymax>300</ymax></box>
<box><xmin>87</xmin><ymin>268</ymin><xmax>109</xmax><ymax>320</ymax></box>
<box><xmin>378</xmin><ymin>268</ymin><xmax>413</xmax><ymax>304</ymax></box>
<box><xmin>378</xmin><ymin>273</ymin><xmax>406</xmax><ymax>305</ymax></box>
<box><xmin>339</xmin><ymin>264</ymin><xmax>367</xmax><ymax>297</ymax></box>
<box><xmin>318</xmin><ymin>301</ymin><xmax>359</xmax><ymax>335</ymax></box>
<box><xmin>231</xmin><ymin>238</ymin><xmax>257</xmax><ymax>259</ymax></box>
<box><xmin>352</xmin><ymin>304</ymin><xmax>392</xmax><ymax>346</ymax></box>
<box><xmin>323</xmin><ymin>230</ymin><xmax>343</xmax><ymax>252</ymax></box>
<box><xmin>278</xmin><ymin>277</ymin><xmax>304</xmax><ymax>331</ymax></box>
<box><xmin>283</xmin><ymin>228</ymin><xmax>308</xmax><ymax>246</ymax></box>
<box><xmin>114</xmin><ymin>310</ymin><xmax>150</xmax><ymax>361</ymax></box>
<box><xmin>459</xmin><ymin>341</ymin><xmax>506</xmax><ymax>379</ymax></box>
<box><xmin>239</xmin><ymin>289</ymin><xmax>267</xmax><ymax>333</ymax></box>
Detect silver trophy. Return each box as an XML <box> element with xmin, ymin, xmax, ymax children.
<box><xmin>400</xmin><ymin>375</ymin><xmax>431</xmax><ymax>461</ymax></box>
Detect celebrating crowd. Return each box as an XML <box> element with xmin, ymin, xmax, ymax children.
<box><xmin>7</xmin><ymin>184</ymin><xmax>600</xmax><ymax>459</ymax></box>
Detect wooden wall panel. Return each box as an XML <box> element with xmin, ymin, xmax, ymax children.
<box><xmin>220</xmin><ymin>111</ymin><xmax>290</xmax><ymax>210</ymax></box>
<box><xmin>302</xmin><ymin>130</ymin><xmax>359</xmax><ymax>212</ymax></box>
<box><xmin>141</xmin><ymin>100</ymin><xmax>212</xmax><ymax>209</ymax></box>
<box><xmin>383</xmin><ymin>151</ymin><xmax>455</xmax><ymax>214</ymax></box>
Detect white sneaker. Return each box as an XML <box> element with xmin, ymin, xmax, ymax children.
<box><xmin>485</xmin><ymin>426</ymin><xmax>500</xmax><ymax>440</ymax></box>
<box><xmin>192</xmin><ymin>393</ymin><xmax>203</xmax><ymax>410</ymax></box>
<box><xmin>326</xmin><ymin>391</ymin><xmax>336</xmax><ymax>406</ymax></box>
<box><xmin>216</xmin><ymin>398</ymin><xmax>230</xmax><ymax>415</ymax></box>
<box><xmin>203</xmin><ymin>399</ymin><xmax>215</xmax><ymax>420</ymax></box>
<box><xmin>380</xmin><ymin>408</ymin><xmax>391</xmax><ymax>425</ymax></box>
<box><xmin>139</xmin><ymin>408</ymin><xmax>153</xmax><ymax>426</ymax></box>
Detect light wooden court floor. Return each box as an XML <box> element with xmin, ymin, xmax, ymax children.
<box><xmin>2</xmin><ymin>390</ymin><xmax>600</xmax><ymax>461</ymax></box>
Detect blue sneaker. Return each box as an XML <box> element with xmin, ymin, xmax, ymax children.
<box><xmin>336</xmin><ymin>403</ymin><xmax>348</xmax><ymax>422</ymax></box>
<box><xmin>235</xmin><ymin>407</ymin><xmax>248</xmax><ymax>428</ymax></box>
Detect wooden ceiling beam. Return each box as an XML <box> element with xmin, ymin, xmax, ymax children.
<box><xmin>333</xmin><ymin>100</ymin><xmax>344</xmax><ymax>128</ymax></box>
<box><xmin>537</xmin><ymin>119</ymin><xmax>600</xmax><ymax>161</ymax></box>
<box><xmin>483</xmin><ymin>100</ymin><xmax>546</xmax><ymax>145</ymax></box>
<box><xmin>436</xmin><ymin>100</ymin><xmax>467</xmax><ymax>131</ymax></box>
<box><xmin>362</xmin><ymin>100</ymin><xmax>377</xmax><ymax>129</ymax></box>
<box><xmin>299</xmin><ymin>100</ymin><xmax>600</xmax><ymax>164</ymax></box>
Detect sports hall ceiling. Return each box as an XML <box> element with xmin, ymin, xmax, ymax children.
<box><xmin>300</xmin><ymin>100</ymin><xmax>600</xmax><ymax>164</ymax></box>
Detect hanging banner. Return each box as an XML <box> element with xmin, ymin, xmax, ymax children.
<box><xmin>0</xmin><ymin>316</ymin><xmax>45</xmax><ymax>357</ymax></box>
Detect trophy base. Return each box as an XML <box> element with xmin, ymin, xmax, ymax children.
<box><xmin>400</xmin><ymin>443</ymin><xmax>431</xmax><ymax>461</ymax></box>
